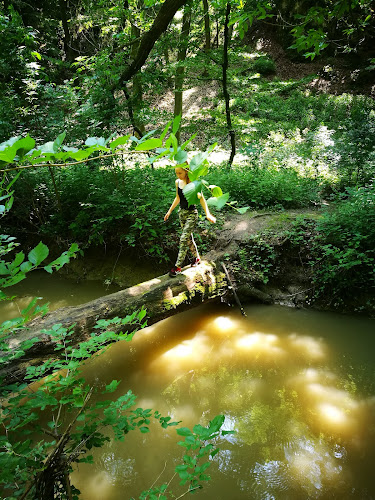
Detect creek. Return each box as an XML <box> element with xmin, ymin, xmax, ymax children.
<box><xmin>2</xmin><ymin>273</ymin><xmax>375</xmax><ymax>499</ymax></box>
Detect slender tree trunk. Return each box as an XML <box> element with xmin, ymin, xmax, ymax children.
<box><xmin>202</xmin><ymin>0</ymin><xmax>211</xmax><ymax>52</ymax></box>
<box><xmin>174</xmin><ymin>5</ymin><xmax>191</xmax><ymax>143</ymax></box>
<box><xmin>222</xmin><ymin>2</ymin><xmax>235</xmax><ymax>167</ymax></box>
<box><xmin>59</xmin><ymin>0</ymin><xmax>75</xmax><ymax>62</ymax></box>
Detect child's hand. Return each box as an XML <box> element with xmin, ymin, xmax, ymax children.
<box><xmin>164</xmin><ymin>211</ymin><xmax>170</xmax><ymax>221</ymax></box>
<box><xmin>206</xmin><ymin>214</ymin><xmax>216</xmax><ymax>223</ymax></box>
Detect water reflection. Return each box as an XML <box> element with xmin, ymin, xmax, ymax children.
<box><xmin>70</xmin><ymin>304</ymin><xmax>375</xmax><ymax>499</ymax></box>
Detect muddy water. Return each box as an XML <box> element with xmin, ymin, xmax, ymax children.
<box><xmin>69</xmin><ymin>303</ymin><xmax>375</xmax><ymax>500</ymax></box>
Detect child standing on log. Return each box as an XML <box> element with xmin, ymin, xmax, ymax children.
<box><xmin>164</xmin><ymin>164</ymin><xmax>216</xmax><ymax>277</ymax></box>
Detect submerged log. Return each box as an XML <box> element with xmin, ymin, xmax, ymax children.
<box><xmin>1</xmin><ymin>261</ymin><xmax>227</xmax><ymax>386</ymax></box>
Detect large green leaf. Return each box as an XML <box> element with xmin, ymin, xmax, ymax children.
<box><xmin>135</xmin><ymin>138</ymin><xmax>162</xmax><ymax>151</ymax></box>
<box><xmin>14</xmin><ymin>135</ymin><xmax>36</xmax><ymax>158</ymax></box>
<box><xmin>28</xmin><ymin>242</ymin><xmax>49</xmax><ymax>266</ymax></box>
<box><xmin>183</xmin><ymin>180</ymin><xmax>202</xmax><ymax>206</ymax></box>
<box><xmin>188</xmin><ymin>153</ymin><xmax>209</xmax><ymax>181</ymax></box>
<box><xmin>68</xmin><ymin>148</ymin><xmax>96</xmax><ymax>161</ymax></box>
<box><xmin>0</xmin><ymin>145</ymin><xmax>18</xmax><ymax>163</ymax></box>
<box><xmin>39</xmin><ymin>141</ymin><xmax>56</xmax><ymax>154</ymax></box>
<box><xmin>174</xmin><ymin>148</ymin><xmax>188</xmax><ymax>164</ymax></box>
<box><xmin>109</xmin><ymin>134</ymin><xmax>131</xmax><ymax>149</ymax></box>
<box><xmin>206</xmin><ymin>192</ymin><xmax>230</xmax><ymax>210</ymax></box>
<box><xmin>53</xmin><ymin>132</ymin><xmax>66</xmax><ymax>151</ymax></box>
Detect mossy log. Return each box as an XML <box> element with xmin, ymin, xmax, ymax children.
<box><xmin>1</xmin><ymin>261</ymin><xmax>227</xmax><ymax>386</ymax></box>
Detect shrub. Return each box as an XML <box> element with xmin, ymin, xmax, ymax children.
<box><xmin>253</xmin><ymin>56</ymin><xmax>276</xmax><ymax>75</ymax></box>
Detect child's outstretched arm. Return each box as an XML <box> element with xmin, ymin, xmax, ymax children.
<box><xmin>198</xmin><ymin>192</ymin><xmax>216</xmax><ymax>223</ymax></box>
<box><xmin>164</xmin><ymin>180</ymin><xmax>180</xmax><ymax>221</ymax></box>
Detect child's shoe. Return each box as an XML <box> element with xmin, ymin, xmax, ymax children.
<box><xmin>190</xmin><ymin>257</ymin><xmax>201</xmax><ymax>267</ymax></box>
<box><xmin>169</xmin><ymin>266</ymin><xmax>181</xmax><ymax>277</ymax></box>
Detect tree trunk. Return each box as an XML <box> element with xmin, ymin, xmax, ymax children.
<box><xmin>119</xmin><ymin>0</ymin><xmax>189</xmax><ymax>85</ymax></box>
<box><xmin>222</xmin><ymin>3</ymin><xmax>236</xmax><ymax>167</ymax></box>
<box><xmin>0</xmin><ymin>261</ymin><xmax>227</xmax><ymax>386</ymax></box>
<box><xmin>202</xmin><ymin>0</ymin><xmax>211</xmax><ymax>52</ymax></box>
<box><xmin>174</xmin><ymin>5</ymin><xmax>191</xmax><ymax>143</ymax></box>
<box><xmin>59</xmin><ymin>0</ymin><xmax>76</xmax><ymax>62</ymax></box>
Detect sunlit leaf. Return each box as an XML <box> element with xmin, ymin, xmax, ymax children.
<box><xmin>174</xmin><ymin>149</ymin><xmax>188</xmax><ymax>164</ymax></box>
<box><xmin>206</xmin><ymin>193</ymin><xmax>229</xmax><ymax>210</ymax></box>
<box><xmin>135</xmin><ymin>138</ymin><xmax>162</xmax><ymax>151</ymax></box>
<box><xmin>109</xmin><ymin>134</ymin><xmax>131</xmax><ymax>149</ymax></box>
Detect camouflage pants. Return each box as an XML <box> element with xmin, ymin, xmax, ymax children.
<box><xmin>175</xmin><ymin>208</ymin><xmax>199</xmax><ymax>267</ymax></box>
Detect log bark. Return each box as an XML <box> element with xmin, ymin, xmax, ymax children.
<box><xmin>1</xmin><ymin>261</ymin><xmax>227</xmax><ymax>386</ymax></box>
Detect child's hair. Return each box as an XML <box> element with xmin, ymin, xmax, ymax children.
<box><xmin>179</xmin><ymin>163</ymin><xmax>190</xmax><ymax>182</ymax></box>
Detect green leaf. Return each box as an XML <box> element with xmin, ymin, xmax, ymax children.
<box><xmin>135</xmin><ymin>138</ymin><xmax>162</xmax><ymax>151</ymax></box>
<box><xmin>209</xmin><ymin>185</ymin><xmax>223</xmax><ymax>197</ymax></box>
<box><xmin>14</xmin><ymin>135</ymin><xmax>36</xmax><ymax>158</ymax></box>
<box><xmin>138</xmin><ymin>308</ymin><xmax>147</xmax><ymax>321</ymax></box>
<box><xmin>160</xmin><ymin>120</ymin><xmax>172</xmax><ymax>142</ymax></box>
<box><xmin>175</xmin><ymin>464</ymin><xmax>189</xmax><ymax>472</ymax></box>
<box><xmin>208</xmin><ymin>414</ymin><xmax>225</xmax><ymax>433</ymax></box>
<box><xmin>172</xmin><ymin>115</ymin><xmax>181</xmax><ymax>135</ymax></box>
<box><xmin>0</xmin><ymin>145</ymin><xmax>17</xmax><ymax>163</ymax></box>
<box><xmin>236</xmin><ymin>206</ymin><xmax>250</xmax><ymax>214</ymax></box>
<box><xmin>28</xmin><ymin>242</ymin><xmax>49</xmax><ymax>266</ymax></box>
<box><xmin>31</xmin><ymin>51</ymin><xmax>42</xmax><ymax>60</ymax></box>
<box><xmin>176</xmin><ymin>427</ymin><xmax>193</xmax><ymax>436</ymax></box>
<box><xmin>20</xmin><ymin>260</ymin><xmax>33</xmax><ymax>273</ymax></box>
<box><xmin>180</xmin><ymin>133</ymin><xmax>197</xmax><ymax>150</ymax></box>
<box><xmin>85</xmin><ymin>137</ymin><xmax>106</xmax><ymax>147</ymax></box>
<box><xmin>53</xmin><ymin>132</ymin><xmax>66</xmax><ymax>151</ymax></box>
<box><xmin>207</xmin><ymin>193</ymin><xmax>229</xmax><ymax>210</ymax></box>
<box><xmin>174</xmin><ymin>149</ymin><xmax>188</xmax><ymax>164</ymax></box>
<box><xmin>39</xmin><ymin>141</ymin><xmax>56</xmax><ymax>154</ymax></box>
<box><xmin>183</xmin><ymin>180</ymin><xmax>202</xmax><ymax>206</ymax></box>
<box><xmin>170</xmin><ymin>133</ymin><xmax>178</xmax><ymax>153</ymax></box>
<box><xmin>110</xmin><ymin>135</ymin><xmax>131</xmax><ymax>149</ymax></box>
<box><xmin>68</xmin><ymin>149</ymin><xmax>93</xmax><ymax>161</ymax></box>
<box><xmin>105</xmin><ymin>380</ymin><xmax>120</xmax><ymax>393</ymax></box>
<box><xmin>139</xmin><ymin>426</ymin><xmax>150</xmax><ymax>433</ymax></box>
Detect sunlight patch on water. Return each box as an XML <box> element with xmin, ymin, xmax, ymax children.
<box><xmin>235</xmin><ymin>332</ymin><xmax>286</xmax><ymax>362</ymax></box>
<box><xmin>212</xmin><ymin>316</ymin><xmax>236</xmax><ymax>332</ymax></box>
<box><xmin>287</xmin><ymin>333</ymin><xmax>327</xmax><ymax>361</ymax></box>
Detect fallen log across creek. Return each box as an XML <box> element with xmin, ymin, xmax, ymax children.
<box><xmin>0</xmin><ymin>260</ymin><xmax>227</xmax><ymax>386</ymax></box>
